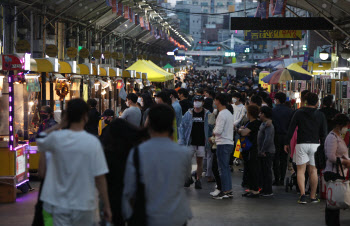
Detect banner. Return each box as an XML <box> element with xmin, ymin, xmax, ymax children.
<box><xmin>140</xmin><ymin>16</ymin><xmax>144</xmax><ymax>27</ymax></box>
<box><xmin>255</xmin><ymin>0</ymin><xmax>269</xmax><ymax>19</ymax></box>
<box><xmin>272</xmin><ymin>0</ymin><xmax>287</xmax><ymax>16</ymax></box>
<box><xmin>130</xmin><ymin>8</ymin><xmax>134</xmax><ymax>23</ymax></box>
<box><xmin>2</xmin><ymin>55</ymin><xmax>23</xmax><ymax>70</ymax></box>
<box><xmin>302</xmin><ymin>51</ymin><xmax>309</xmax><ymax>70</ymax></box>
<box><xmin>117</xmin><ymin>2</ymin><xmax>123</xmax><ymax>16</ymax></box>
<box><xmin>112</xmin><ymin>0</ymin><xmax>117</xmax><ymax>13</ymax></box>
<box><xmin>105</xmin><ymin>0</ymin><xmax>112</xmax><ymax>7</ymax></box>
<box><xmin>244</xmin><ymin>30</ymin><xmax>302</xmax><ymax>41</ymax></box>
<box><xmin>135</xmin><ymin>15</ymin><xmax>139</xmax><ymax>25</ymax></box>
<box><xmin>124</xmin><ymin>6</ymin><xmax>129</xmax><ymax>19</ymax></box>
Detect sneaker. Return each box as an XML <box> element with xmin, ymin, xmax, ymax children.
<box><xmin>195</xmin><ymin>180</ymin><xmax>202</xmax><ymax>189</ymax></box>
<box><xmin>310</xmin><ymin>198</ymin><xmax>320</xmax><ymax>203</ymax></box>
<box><xmin>246</xmin><ymin>193</ymin><xmax>260</xmax><ymax>198</ymax></box>
<box><xmin>184</xmin><ymin>177</ymin><xmax>194</xmax><ymax>187</ymax></box>
<box><xmin>298</xmin><ymin>195</ymin><xmax>307</xmax><ymax>204</ymax></box>
<box><xmin>261</xmin><ymin>193</ymin><xmax>274</xmax><ymax>197</ymax></box>
<box><xmin>226</xmin><ymin>192</ymin><xmax>234</xmax><ymax>198</ymax></box>
<box><xmin>210</xmin><ymin>189</ymin><xmax>221</xmax><ymax>196</ymax></box>
<box><xmin>213</xmin><ymin>191</ymin><xmax>231</xmax><ymax>200</ymax></box>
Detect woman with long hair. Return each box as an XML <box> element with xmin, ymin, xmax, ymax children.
<box><xmin>140</xmin><ymin>93</ymin><xmax>154</xmax><ymax>127</ymax></box>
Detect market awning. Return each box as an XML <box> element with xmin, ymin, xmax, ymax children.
<box><xmin>142</xmin><ymin>73</ymin><xmax>147</xmax><ymax>80</ymax></box>
<box><xmin>77</xmin><ymin>64</ymin><xmax>90</xmax><ymax>75</ymax></box>
<box><xmin>135</xmin><ymin>72</ymin><xmax>142</xmax><ymax>79</ymax></box>
<box><xmin>109</xmin><ymin>67</ymin><xmax>121</xmax><ymax>77</ymax></box>
<box><xmin>100</xmin><ymin>67</ymin><xmax>107</xmax><ymax>76</ymax></box>
<box><xmin>92</xmin><ymin>65</ymin><xmax>97</xmax><ymax>76</ymax></box>
<box><xmin>312</xmin><ymin>63</ymin><xmax>331</xmax><ymax>74</ymax></box>
<box><xmin>126</xmin><ymin>60</ymin><xmax>170</xmax><ymax>82</ymax></box>
<box><xmin>122</xmin><ymin>70</ymin><xmax>131</xmax><ymax>78</ymax></box>
<box><xmin>59</xmin><ymin>61</ymin><xmax>71</xmax><ymax>73</ymax></box>
<box><xmin>143</xmin><ymin>60</ymin><xmax>174</xmax><ymax>80</ymax></box>
<box><xmin>163</xmin><ymin>63</ymin><xmax>174</xmax><ymax>69</ymax></box>
<box><xmin>30</xmin><ymin>58</ymin><xmax>58</xmax><ymax>72</ymax></box>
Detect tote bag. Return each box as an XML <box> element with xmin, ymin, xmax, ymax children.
<box><xmin>326</xmin><ymin>158</ymin><xmax>350</xmax><ymax>210</ymax></box>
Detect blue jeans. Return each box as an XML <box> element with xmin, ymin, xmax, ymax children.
<box><xmin>216</xmin><ymin>144</ymin><xmax>234</xmax><ymax>192</ymax></box>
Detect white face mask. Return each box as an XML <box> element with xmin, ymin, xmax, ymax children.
<box><xmin>194</xmin><ymin>101</ymin><xmax>203</xmax><ymax>108</ymax></box>
<box><xmin>140</xmin><ymin>101</ymin><xmax>144</xmax><ymax>107</ymax></box>
<box><xmin>204</xmin><ymin>97</ymin><xmax>207</xmax><ymax>100</ymax></box>
<box><xmin>126</xmin><ymin>101</ymin><xmax>129</xmax><ymax>107</ymax></box>
<box><xmin>137</xmin><ymin>97</ymin><xmax>142</xmax><ymax>104</ymax></box>
<box><xmin>274</xmin><ymin>99</ymin><xmax>278</xmax><ymax>105</ymax></box>
<box><xmin>232</xmin><ymin>98</ymin><xmax>237</xmax><ymax>103</ymax></box>
<box><xmin>341</xmin><ymin>127</ymin><xmax>348</xmax><ymax>135</ymax></box>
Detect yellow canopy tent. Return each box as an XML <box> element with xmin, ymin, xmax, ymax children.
<box><xmin>144</xmin><ymin>60</ymin><xmax>174</xmax><ymax>80</ymax></box>
<box><xmin>126</xmin><ymin>60</ymin><xmax>170</xmax><ymax>82</ymax></box>
<box><xmin>287</xmin><ymin>63</ymin><xmax>313</xmax><ymax>76</ymax></box>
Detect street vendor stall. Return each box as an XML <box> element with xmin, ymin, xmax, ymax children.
<box><xmin>0</xmin><ymin>55</ymin><xmax>30</xmax><ymax>203</ymax></box>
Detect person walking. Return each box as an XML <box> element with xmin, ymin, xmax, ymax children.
<box><xmin>140</xmin><ymin>93</ymin><xmax>154</xmax><ymax>127</ymax></box>
<box><xmin>203</xmin><ymin>89</ymin><xmax>215</xmax><ymax>113</ymax></box>
<box><xmin>122</xmin><ymin>104</ymin><xmax>192</xmax><ymax>226</ymax></box>
<box><xmin>85</xmin><ymin>99</ymin><xmax>100</xmax><ymax>136</ymax></box>
<box><xmin>258</xmin><ymin>106</ymin><xmax>275</xmax><ymax>196</ymax></box>
<box><xmin>272</xmin><ymin>92</ymin><xmax>293</xmax><ymax>186</ymax></box>
<box><xmin>36</xmin><ymin>99</ymin><xmax>112</xmax><ymax>225</ymax></box>
<box><xmin>120</xmin><ymin>93</ymin><xmax>142</xmax><ymax>127</ymax></box>
<box><xmin>286</xmin><ymin>93</ymin><xmax>328</xmax><ymax>204</ymax></box>
<box><xmin>324</xmin><ymin>114</ymin><xmax>350</xmax><ymax>226</ymax></box>
<box><xmin>320</xmin><ymin>95</ymin><xmax>340</xmax><ymax>134</ymax></box>
<box><xmin>180</xmin><ymin>95</ymin><xmax>210</xmax><ymax>189</ymax></box>
<box><xmin>100</xmin><ymin>119</ymin><xmax>148</xmax><ymax>226</ymax></box>
<box><xmin>212</xmin><ymin>93</ymin><xmax>234</xmax><ymax>199</ymax></box>
<box><xmin>239</xmin><ymin>105</ymin><xmax>262</xmax><ymax>198</ymax></box>
<box><xmin>178</xmin><ymin>88</ymin><xmax>194</xmax><ymax>115</ymax></box>
<box><xmin>169</xmin><ymin>89</ymin><xmax>183</xmax><ymax>138</ymax></box>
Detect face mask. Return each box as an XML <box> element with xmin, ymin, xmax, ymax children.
<box><xmin>194</xmin><ymin>101</ymin><xmax>203</xmax><ymax>108</ymax></box>
<box><xmin>137</xmin><ymin>97</ymin><xmax>142</xmax><ymax>104</ymax></box>
<box><xmin>126</xmin><ymin>101</ymin><xmax>129</xmax><ymax>107</ymax></box>
<box><xmin>204</xmin><ymin>97</ymin><xmax>207</xmax><ymax>100</ymax></box>
<box><xmin>274</xmin><ymin>99</ymin><xmax>278</xmax><ymax>105</ymax></box>
<box><xmin>140</xmin><ymin>101</ymin><xmax>144</xmax><ymax>107</ymax></box>
<box><xmin>341</xmin><ymin>127</ymin><xmax>348</xmax><ymax>135</ymax></box>
<box><xmin>232</xmin><ymin>98</ymin><xmax>237</xmax><ymax>103</ymax></box>
<box><xmin>40</xmin><ymin>114</ymin><xmax>48</xmax><ymax>120</ymax></box>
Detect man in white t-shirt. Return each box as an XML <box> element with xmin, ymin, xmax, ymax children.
<box><xmin>37</xmin><ymin>99</ymin><xmax>112</xmax><ymax>225</ymax></box>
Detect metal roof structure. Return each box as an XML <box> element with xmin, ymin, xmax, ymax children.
<box><xmin>11</xmin><ymin>0</ymin><xmax>191</xmax><ymax>52</ymax></box>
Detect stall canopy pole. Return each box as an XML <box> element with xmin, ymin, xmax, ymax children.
<box><xmin>41</xmin><ymin>72</ymin><xmax>47</xmax><ymax>106</ymax></box>
<box><xmin>8</xmin><ymin>71</ymin><xmax>14</xmax><ymax>150</ymax></box>
<box><xmin>50</xmin><ymin>80</ymin><xmax>54</xmax><ymax>110</ymax></box>
<box><xmin>23</xmin><ymin>84</ymin><xmax>29</xmax><ymax>140</ymax></box>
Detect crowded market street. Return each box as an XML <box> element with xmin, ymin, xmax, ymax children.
<box><xmin>2</xmin><ymin>0</ymin><xmax>350</xmax><ymax>226</ymax></box>
<box><xmin>3</xmin><ymin>167</ymin><xmax>350</xmax><ymax>226</ymax></box>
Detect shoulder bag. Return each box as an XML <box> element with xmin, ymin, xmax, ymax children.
<box><xmin>127</xmin><ymin>146</ymin><xmax>148</xmax><ymax>226</ymax></box>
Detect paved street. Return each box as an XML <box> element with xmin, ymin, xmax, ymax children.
<box><xmin>1</xmin><ymin>166</ymin><xmax>350</xmax><ymax>226</ymax></box>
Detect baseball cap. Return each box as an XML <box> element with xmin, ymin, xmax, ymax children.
<box><xmin>193</xmin><ymin>95</ymin><xmax>204</xmax><ymax>101</ymax></box>
<box><xmin>102</xmin><ymin>109</ymin><xmax>114</xmax><ymax>117</ymax></box>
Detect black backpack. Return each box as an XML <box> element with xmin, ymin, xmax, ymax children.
<box><xmin>314</xmin><ymin>144</ymin><xmax>326</xmax><ymax>170</ymax></box>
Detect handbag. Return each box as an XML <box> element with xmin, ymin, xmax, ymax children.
<box><xmin>240</xmin><ymin>122</ymin><xmax>253</xmax><ymax>152</ymax></box>
<box><xmin>326</xmin><ymin>158</ymin><xmax>350</xmax><ymax>210</ymax></box>
<box><xmin>127</xmin><ymin>146</ymin><xmax>148</xmax><ymax>226</ymax></box>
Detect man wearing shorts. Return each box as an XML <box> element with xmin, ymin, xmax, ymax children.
<box><xmin>179</xmin><ymin>95</ymin><xmax>210</xmax><ymax>189</ymax></box>
<box><xmin>286</xmin><ymin>93</ymin><xmax>327</xmax><ymax>204</ymax></box>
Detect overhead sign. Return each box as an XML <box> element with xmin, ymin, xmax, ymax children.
<box><xmin>67</xmin><ymin>47</ymin><xmax>78</xmax><ymax>58</ymax></box>
<box><xmin>93</xmin><ymin>50</ymin><xmax>102</xmax><ymax>59</ymax></box>
<box><xmin>1</xmin><ymin>55</ymin><xmax>22</xmax><ymax>70</ymax></box>
<box><xmin>46</xmin><ymin>45</ymin><xmax>58</xmax><ymax>57</ymax></box>
<box><xmin>103</xmin><ymin>51</ymin><xmax>111</xmax><ymax>59</ymax></box>
<box><xmin>244</xmin><ymin>30</ymin><xmax>302</xmax><ymax>41</ymax></box>
<box><xmin>111</xmin><ymin>52</ymin><xmax>118</xmax><ymax>59</ymax></box>
<box><xmin>16</xmin><ymin>40</ymin><xmax>31</xmax><ymax>53</ymax></box>
<box><xmin>175</xmin><ymin>56</ymin><xmax>186</xmax><ymax>61</ymax></box>
<box><xmin>79</xmin><ymin>48</ymin><xmax>89</xmax><ymax>59</ymax></box>
<box><xmin>231</xmin><ymin>17</ymin><xmax>333</xmax><ymax>30</ymax></box>
<box><xmin>234</xmin><ymin>45</ymin><xmax>250</xmax><ymax>53</ymax></box>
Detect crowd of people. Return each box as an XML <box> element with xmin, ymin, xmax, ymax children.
<box><xmin>32</xmin><ymin>68</ymin><xmax>350</xmax><ymax>226</ymax></box>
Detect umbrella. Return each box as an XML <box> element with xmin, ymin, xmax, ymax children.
<box><xmin>261</xmin><ymin>63</ymin><xmax>313</xmax><ymax>84</ymax></box>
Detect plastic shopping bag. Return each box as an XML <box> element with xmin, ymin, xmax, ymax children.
<box><xmin>326</xmin><ymin>180</ymin><xmax>350</xmax><ymax>210</ymax></box>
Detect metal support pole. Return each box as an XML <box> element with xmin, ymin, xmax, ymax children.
<box><xmin>14</xmin><ymin>6</ymin><xmax>17</xmax><ymax>53</ymax></box>
<box><xmin>30</xmin><ymin>11</ymin><xmax>34</xmax><ymax>55</ymax></box>
<box><xmin>122</xmin><ymin>37</ymin><xmax>126</xmax><ymax>70</ymax></box>
<box><xmin>41</xmin><ymin>72</ymin><xmax>47</xmax><ymax>106</ymax></box>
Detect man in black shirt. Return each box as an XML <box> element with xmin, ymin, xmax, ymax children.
<box><xmin>319</xmin><ymin>95</ymin><xmax>339</xmax><ymax>133</ymax></box>
<box><xmin>178</xmin><ymin>88</ymin><xmax>194</xmax><ymax>115</ymax></box>
<box><xmin>203</xmin><ymin>89</ymin><xmax>215</xmax><ymax>113</ymax></box>
<box><xmin>179</xmin><ymin>96</ymin><xmax>210</xmax><ymax>189</ymax></box>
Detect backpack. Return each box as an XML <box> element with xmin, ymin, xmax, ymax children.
<box><xmin>314</xmin><ymin>144</ymin><xmax>326</xmax><ymax>170</ymax></box>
